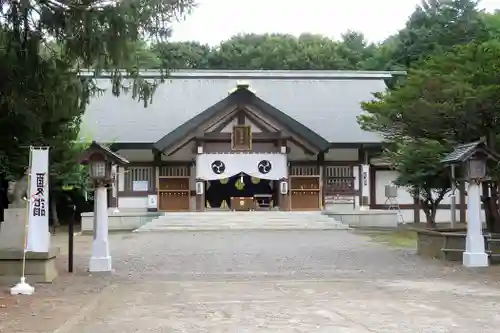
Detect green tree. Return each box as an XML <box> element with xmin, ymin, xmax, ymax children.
<box><xmin>0</xmin><ymin>0</ymin><xmax>194</xmax><ymax>224</ymax></box>
<box><xmin>388</xmin><ymin>0</ymin><xmax>488</xmax><ymax>68</ymax></box>
<box><xmin>153</xmin><ymin>41</ymin><xmax>212</xmax><ymax>69</ymax></box>
<box><xmin>388</xmin><ymin>140</ymin><xmax>451</xmax><ymax>227</ymax></box>
<box><xmin>0</xmin><ymin>0</ymin><xmax>194</xmax><ymax>174</ymax></box>
<box><xmin>359</xmin><ymin>40</ymin><xmax>500</xmax><ymax>228</ymax></box>
<box><xmin>156</xmin><ymin>33</ymin><xmax>381</xmax><ymax>70</ymax></box>
<box><xmin>336</xmin><ymin>30</ymin><xmax>380</xmax><ymax>70</ymax></box>
<box><xmin>481</xmin><ymin>9</ymin><xmax>500</xmax><ymax>39</ymax></box>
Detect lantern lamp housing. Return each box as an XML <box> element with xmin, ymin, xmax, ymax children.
<box><xmin>466</xmin><ymin>158</ymin><xmax>486</xmax><ymax>180</ymax></box>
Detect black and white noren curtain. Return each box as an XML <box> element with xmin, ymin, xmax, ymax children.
<box><xmin>196</xmin><ymin>153</ymin><xmax>287</xmax><ymax>180</ymax></box>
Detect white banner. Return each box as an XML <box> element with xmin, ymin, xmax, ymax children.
<box><xmin>196</xmin><ymin>153</ymin><xmax>288</xmax><ymax>180</ymax></box>
<box><xmin>26</xmin><ymin>148</ymin><xmax>50</xmax><ymax>253</ymax></box>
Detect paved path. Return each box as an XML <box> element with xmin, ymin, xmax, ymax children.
<box><xmin>3</xmin><ymin>230</ymin><xmax>500</xmax><ymax>332</ymax></box>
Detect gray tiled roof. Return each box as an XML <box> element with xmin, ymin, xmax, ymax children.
<box><xmin>79</xmin><ymin>141</ymin><xmax>130</xmax><ymax>165</ymax></box>
<box><xmin>80</xmin><ymin>70</ymin><xmax>399</xmax><ymax>144</ymax></box>
<box><xmin>441</xmin><ymin>141</ymin><xmax>482</xmax><ymax>164</ymax></box>
<box><xmin>441</xmin><ymin>140</ymin><xmax>500</xmax><ymax>164</ymax></box>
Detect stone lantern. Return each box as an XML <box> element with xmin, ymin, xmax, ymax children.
<box><xmin>79</xmin><ymin>141</ymin><xmax>129</xmax><ymax>272</ymax></box>
<box><xmin>441</xmin><ymin>140</ymin><xmax>500</xmax><ymax>268</ymax></box>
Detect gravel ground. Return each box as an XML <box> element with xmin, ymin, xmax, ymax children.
<box><xmin>1</xmin><ymin>230</ymin><xmax>500</xmax><ymax>332</ymax></box>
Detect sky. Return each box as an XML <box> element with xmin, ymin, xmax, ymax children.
<box><xmin>170</xmin><ymin>0</ymin><xmax>500</xmax><ymax>45</ymax></box>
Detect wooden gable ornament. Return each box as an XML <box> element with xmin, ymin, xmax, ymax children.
<box><xmin>231</xmin><ymin>125</ymin><xmax>252</xmax><ymax>151</ymax></box>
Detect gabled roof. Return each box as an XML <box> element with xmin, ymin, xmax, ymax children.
<box><xmin>80</xmin><ymin>70</ymin><xmax>401</xmax><ymax>145</ymax></box>
<box><xmin>154</xmin><ymin>86</ymin><xmax>330</xmax><ymax>152</ymax></box>
<box><xmin>79</xmin><ymin>141</ymin><xmax>130</xmax><ymax>165</ymax></box>
<box><xmin>441</xmin><ymin>140</ymin><xmax>500</xmax><ymax>164</ymax></box>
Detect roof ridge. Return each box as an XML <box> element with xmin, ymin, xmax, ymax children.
<box><xmin>79</xmin><ymin>69</ymin><xmax>406</xmax><ymax>80</ymax></box>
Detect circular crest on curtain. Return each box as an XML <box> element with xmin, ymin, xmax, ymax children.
<box><xmin>257</xmin><ymin>160</ymin><xmax>272</xmax><ymax>174</ymax></box>
<box><xmin>211</xmin><ymin>160</ymin><xmax>226</xmax><ymax>174</ymax></box>
<box><xmin>251</xmin><ymin>177</ymin><xmax>260</xmax><ymax>184</ymax></box>
<box><xmin>220</xmin><ymin>178</ymin><xmax>228</xmax><ymax>185</ymax></box>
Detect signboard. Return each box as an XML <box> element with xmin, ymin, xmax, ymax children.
<box><xmin>231</xmin><ymin>125</ymin><xmax>252</xmax><ymax>151</ymax></box>
<box><xmin>26</xmin><ymin>148</ymin><xmax>50</xmax><ymax>253</ymax></box>
<box><xmin>147</xmin><ymin>194</ymin><xmax>158</xmax><ymax>208</ymax></box>
<box><xmin>132</xmin><ymin>180</ymin><xmax>149</xmax><ymax>192</ymax></box>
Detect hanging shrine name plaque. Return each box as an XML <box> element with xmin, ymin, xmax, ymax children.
<box><xmin>232</xmin><ymin>125</ymin><xmax>252</xmax><ymax>151</ymax></box>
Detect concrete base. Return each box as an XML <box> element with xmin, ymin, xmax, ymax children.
<box><xmin>463</xmin><ymin>251</ymin><xmax>489</xmax><ymax>268</ymax></box>
<box><xmin>0</xmin><ymin>208</ymin><xmax>27</xmax><ymax>249</ymax></box>
<box><xmin>81</xmin><ymin>210</ymin><xmax>160</xmax><ymax>233</ymax></box>
<box><xmin>89</xmin><ymin>256</ymin><xmax>112</xmax><ymax>272</ymax></box>
<box><xmin>0</xmin><ymin>247</ymin><xmax>59</xmax><ymax>285</ymax></box>
<box><xmin>10</xmin><ymin>277</ymin><xmax>35</xmax><ymax>295</ymax></box>
<box><xmin>322</xmin><ymin>209</ymin><xmax>399</xmax><ymax>228</ymax></box>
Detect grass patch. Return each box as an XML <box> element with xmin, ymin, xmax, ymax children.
<box><xmin>358</xmin><ymin>229</ymin><xmax>417</xmax><ymax>248</ymax></box>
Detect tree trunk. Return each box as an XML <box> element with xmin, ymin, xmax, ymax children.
<box><xmin>483</xmin><ymin>195</ymin><xmax>493</xmax><ymax>232</ymax></box>
<box><xmin>490</xmin><ymin>186</ymin><xmax>500</xmax><ymax>233</ymax></box>
<box><xmin>51</xmin><ymin>197</ymin><xmax>60</xmax><ymax>228</ymax></box>
<box><xmin>420</xmin><ymin>200</ymin><xmax>437</xmax><ymax>229</ymax></box>
<box><xmin>485</xmin><ymin>131</ymin><xmax>500</xmax><ymax>233</ymax></box>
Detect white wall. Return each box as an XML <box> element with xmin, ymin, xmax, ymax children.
<box><xmin>116</xmin><ymin>149</ymin><xmax>154</xmax><ymax>161</ymax></box>
<box><xmin>373</xmin><ymin>169</ymin><xmax>485</xmax><ymax>224</ymax></box>
<box><xmin>324</xmin><ymin>148</ymin><xmax>359</xmax><ymax>161</ymax></box>
<box><xmin>118</xmin><ymin>197</ymin><xmax>148</xmax><ymax>211</ymax></box>
<box><xmin>375</xmin><ymin>170</ymin><xmax>414</xmax><ymax>205</ymax></box>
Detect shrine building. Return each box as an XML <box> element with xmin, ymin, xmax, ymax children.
<box><xmin>80</xmin><ymin>69</ymin><xmax>451</xmax><ymax>220</ymax></box>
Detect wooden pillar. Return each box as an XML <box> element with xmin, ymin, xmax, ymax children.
<box><xmin>413</xmin><ymin>196</ymin><xmax>420</xmax><ymax>224</ymax></box>
<box><xmin>317</xmin><ymin>152</ymin><xmax>325</xmax><ymax>210</ymax></box>
<box><xmin>369</xmin><ymin>166</ymin><xmax>376</xmax><ymax>208</ymax></box>
<box><xmin>108</xmin><ymin>177</ymin><xmax>117</xmax><ymax>208</ymax></box>
<box><xmin>108</xmin><ymin>165</ymin><xmax>118</xmax><ymax>208</ymax></box>
<box><xmin>459</xmin><ymin>180</ymin><xmax>467</xmax><ymax>223</ymax></box>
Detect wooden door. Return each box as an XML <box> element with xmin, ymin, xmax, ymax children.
<box><xmin>158</xmin><ymin>177</ymin><xmax>190</xmax><ymax>211</ymax></box>
<box><xmin>290</xmin><ymin>176</ymin><xmax>320</xmax><ymax>210</ymax></box>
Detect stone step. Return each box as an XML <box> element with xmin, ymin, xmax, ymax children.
<box><xmin>150</xmin><ymin>219</ymin><xmax>335</xmax><ymax>224</ymax></box>
<box><xmin>144</xmin><ymin>221</ymin><xmax>338</xmax><ymax>226</ymax></box>
<box><xmin>156</xmin><ymin>215</ymin><xmax>331</xmax><ymax>219</ymax></box>
<box><xmin>135</xmin><ymin>227</ymin><xmax>347</xmax><ymax>232</ymax></box>
<box><xmin>151</xmin><ymin>217</ymin><xmax>335</xmax><ymax>223</ymax></box>
<box><xmin>155</xmin><ymin>214</ymin><xmax>334</xmax><ymax>219</ymax></box>
<box><xmin>134</xmin><ymin>211</ymin><xmax>349</xmax><ymax>232</ymax></box>
<box><xmin>135</xmin><ymin>223</ymin><xmax>348</xmax><ymax>232</ymax></box>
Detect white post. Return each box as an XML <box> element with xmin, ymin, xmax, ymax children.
<box><xmin>89</xmin><ymin>185</ymin><xmax>112</xmax><ymax>272</ymax></box>
<box><xmin>463</xmin><ymin>181</ymin><xmax>488</xmax><ymax>267</ymax></box>
<box><xmin>360</xmin><ymin>164</ymin><xmax>370</xmax><ymax>210</ymax></box>
<box><xmin>353</xmin><ymin>166</ymin><xmax>360</xmax><ymax>209</ymax></box>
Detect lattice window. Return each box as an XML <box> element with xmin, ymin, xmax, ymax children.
<box><xmin>324</xmin><ymin>166</ymin><xmax>355</xmax><ymax>195</ymax></box>
<box><xmin>159</xmin><ymin>166</ymin><xmax>190</xmax><ymax>177</ymax></box>
<box><xmin>123</xmin><ymin>166</ymin><xmax>154</xmax><ymax>192</ymax></box>
<box><xmin>289</xmin><ymin>165</ymin><xmax>319</xmax><ymax>176</ymax></box>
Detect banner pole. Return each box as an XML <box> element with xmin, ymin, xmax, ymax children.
<box><xmin>10</xmin><ymin>147</ymin><xmax>35</xmax><ymax>295</ymax></box>
<box><xmin>21</xmin><ymin>148</ymin><xmax>33</xmax><ymax>279</ymax></box>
